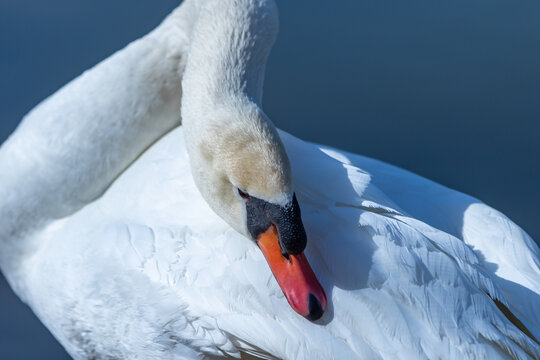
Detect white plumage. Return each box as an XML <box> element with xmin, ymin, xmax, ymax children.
<box><xmin>16</xmin><ymin>127</ymin><xmax>540</xmax><ymax>359</ymax></box>
<box><xmin>1</xmin><ymin>0</ymin><xmax>539</xmax><ymax>359</ymax></box>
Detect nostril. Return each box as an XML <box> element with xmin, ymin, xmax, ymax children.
<box><xmin>281</xmin><ymin>250</ymin><xmax>290</xmax><ymax>261</ymax></box>
<box><xmin>306</xmin><ymin>293</ymin><xmax>324</xmax><ymax>321</ymax></box>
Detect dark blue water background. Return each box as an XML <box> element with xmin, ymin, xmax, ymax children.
<box><xmin>1</xmin><ymin>0</ymin><xmax>539</xmax><ymax>358</ymax></box>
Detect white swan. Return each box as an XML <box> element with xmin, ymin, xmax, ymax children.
<box><xmin>1</xmin><ymin>0</ymin><xmax>540</xmax><ymax>359</ymax></box>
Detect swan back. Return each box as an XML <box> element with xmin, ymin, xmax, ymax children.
<box><xmin>19</xmin><ymin>127</ymin><xmax>540</xmax><ymax>359</ymax></box>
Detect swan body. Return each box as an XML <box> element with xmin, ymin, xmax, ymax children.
<box><xmin>1</xmin><ymin>0</ymin><xmax>540</xmax><ymax>359</ymax></box>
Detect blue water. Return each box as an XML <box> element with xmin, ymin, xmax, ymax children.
<box><xmin>1</xmin><ymin>0</ymin><xmax>539</xmax><ymax>358</ymax></box>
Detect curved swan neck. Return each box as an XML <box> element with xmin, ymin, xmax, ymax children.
<box><xmin>180</xmin><ymin>0</ymin><xmax>290</xmax><ymax>235</ymax></box>
<box><xmin>182</xmin><ymin>0</ymin><xmax>279</xmax><ymax>109</ymax></box>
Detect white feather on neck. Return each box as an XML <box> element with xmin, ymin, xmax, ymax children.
<box><xmin>181</xmin><ymin>0</ymin><xmax>291</xmax><ymax>235</ymax></box>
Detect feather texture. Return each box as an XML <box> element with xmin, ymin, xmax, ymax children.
<box><xmin>12</xmin><ymin>128</ymin><xmax>540</xmax><ymax>359</ymax></box>
<box><xmin>1</xmin><ymin>0</ymin><xmax>539</xmax><ymax>359</ymax></box>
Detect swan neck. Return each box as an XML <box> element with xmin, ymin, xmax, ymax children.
<box><xmin>183</xmin><ymin>0</ymin><xmax>279</xmax><ymax>106</ymax></box>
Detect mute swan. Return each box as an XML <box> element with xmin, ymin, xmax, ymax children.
<box><xmin>2</xmin><ymin>0</ymin><xmax>540</xmax><ymax>359</ymax></box>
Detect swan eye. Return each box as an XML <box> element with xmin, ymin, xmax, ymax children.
<box><xmin>237</xmin><ymin>188</ymin><xmax>250</xmax><ymax>200</ymax></box>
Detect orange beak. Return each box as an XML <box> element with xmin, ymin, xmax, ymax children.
<box><xmin>257</xmin><ymin>225</ymin><xmax>327</xmax><ymax>320</ymax></box>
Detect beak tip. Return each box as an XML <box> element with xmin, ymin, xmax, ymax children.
<box><xmin>305</xmin><ymin>293</ymin><xmax>325</xmax><ymax>321</ymax></box>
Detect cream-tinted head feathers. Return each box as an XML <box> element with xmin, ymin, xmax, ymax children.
<box><xmin>217</xmin><ymin>105</ymin><xmax>291</xmax><ymax>202</ymax></box>
<box><xmin>179</xmin><ymin>0</ymin><xmax>287</xmax><ymax>237</ymax></box>
<box><xmin>185</xmin><ymin>101</ymin><xmax>292</xmax><ymax>237</ymax></box>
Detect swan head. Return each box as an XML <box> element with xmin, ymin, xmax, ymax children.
<box><xmin>184</xmin><ymin>100</ymin><xmax>327</xmax><ymax>320</ymax></box>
